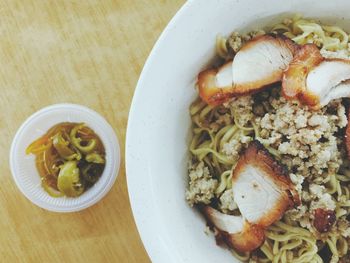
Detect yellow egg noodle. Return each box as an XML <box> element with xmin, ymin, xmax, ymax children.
<box><xmin>189</xmin><ymin>17</ymin><xmax>350</xmax><ymax>262</ymax></box>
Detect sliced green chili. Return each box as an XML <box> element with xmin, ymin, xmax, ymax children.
<box><xmin>70</xmin><ymin>124</ymin><xmax>97</xmax><ymax>154</ymax></box>
<box><xmin>42</xmin><ymin>179</ymin><xmax>64</xmax><ymax>198</ymax></box>
<box><xmin>52</xmin><ymin>132</ymin><xmax>81</xmax><ymax>160</ymax></box>
<box><xmin>85</xmin><ymin>153</ymin><xmax>105</xmax><ymax>164</ymax></box>
<box><xmin>57</xmin><ymin>161</ymin><xmax>84</xmax><ymax>197</ymax></box>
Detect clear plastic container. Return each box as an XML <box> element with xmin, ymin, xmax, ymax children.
<box><xmin>9</xmin><ymin>103</ymin><xmax>120</xmax><ymax>212</ymax></box>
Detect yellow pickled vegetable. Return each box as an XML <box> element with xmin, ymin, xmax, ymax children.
<box><xmin>57</xmin><ymin>161</ymin><xmax>84</xmax><ymax>197</ymax></box>
<box><xmin>26</xmin><ymin>122</ymin><xmax>106</xmax><ymax>198</ymax></box>
<box><xmin>52</xmin><ymin>132</ymin><xmax>81</xmax><ymax>160</ymax></box>
<box><xmin>70</xmin><ymin>124</ymin><xmax>97</xmax><ymax>154</ymax></box>
<box><xmin>85</xmin><ymin>153</ymin><xmax>105</xmax><ymax>164</ymax></box>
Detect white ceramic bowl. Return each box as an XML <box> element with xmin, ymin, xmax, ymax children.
<box><xmin>10</xmin><ymin>103</ymin><xmax>120</xmax><ymax>212</ymax></box>
<box><xmin>126</xmin><ymin>0</ymin><xmax>350</xmax><ymax>262</ymax></box>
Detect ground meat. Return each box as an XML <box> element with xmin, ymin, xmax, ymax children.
<box><xmin>310</xmin><ymin>193</ymin><xmax>336</xmax><ymax>211</ymax></box>
<box><xmin>219</xmin><ymin>189</ymin><xmax>237</xmax><ymax>213</ymax></box>
<box><xmin>338</xmin><ymin>219</ymin><xmax>350</xmax><ymax>237</ymax></box>
<box><xmin>221</xmin><ymin>96</ymin><xmax>254</xmax><ymax>157</ymax></box>
<box><xmin>222</xmin><ymin>133</ymin><xmax>252</xmax><ymax>158</ymax></box>
<box><xmin>228</xmin><ymin>96</ymin><xmax>254</xmax><ymax>127</ymax></box>
<box><xmin>227</xmin><ymin>30</ymin><xmax>265</xmax><ymax>54</ymax></box>
<box><xmin>186</xmin><ymin>162</ymin><xmax>218</xmax><ymax>206</ymax></box>
<box><xmin>222</xmin><ymin>138</ymin><xmax>242</xmax><ymax>157</ymax></box>
<box><xmin>227</xmin><ymin>32</ymin><xmax>243</xmax><ymax>53</ymax></box>
<box><xmin>254</xmin><ymin>93</ymin><xmax>347</xmax><ymax>182</ymax></box>
<box><xmin>285</xmin><ymin>205</ymin><xmax>311</xmax><ymax>229</ymax></box>
<box><xmin>289</xmin><ymin>173</ymin><xmax>304</xmax><ymax>195</ymax></box>
<box><xmin>221</xmin><ymin>89</ymin><xmax>348</xmax><ymax>237</ymax></box>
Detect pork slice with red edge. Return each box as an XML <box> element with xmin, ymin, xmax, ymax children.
<box><xmin>231</xmin><ymin>141</ymin><xmax>299</xmax><ymax>228</ymax></box>
<box><xmin>304</xmin><ymin>59</ymin><xmax>350</xmax><ymax>108</ymax></box>
<box><xmin>198</xmin><ymin>35</ymin><xmax>297</xmax><ymax>105</ymax></box>
<box><xmin>201</xmin><ymin>206</ymin><xmax>265</xmax><ymax>253</ymax></box>
<box><xmin>282</xmin><ymin>44</ymin><xmax>350</xmax><ymax>108</ymax></box>
<box><xmin>231</xmin><ymin>35</ymin><xmax>296</xmax><ymax>94</ymax></box>
<box><xmin>198</xmin><ymin>61</ymin><xmax>233</xmax><ymax>106</ymax></box>
<box><xmin>282</xmin><ymin>44</ymin><xmax>324</xmax><ymax>99</ymax></box>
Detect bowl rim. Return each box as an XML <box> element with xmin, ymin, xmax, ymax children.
<box><xmin>126</xmin><ymin>1</ymin><xmax>192</xmax><ymax>261</ymax></box>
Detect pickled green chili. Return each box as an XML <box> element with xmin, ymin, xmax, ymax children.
<box><xmin>70</xmin><ymin>124</ymin><xmax>97</xmax><ymax>154</ymax></box>
<box><xmin>52</xmin><ymin>132</ymin><xmax>81</xmax><ymax>161</ymax></box>
<box><xmin>86</xmin><ymin>153</ymin><xmax>105</xmax><ymax>164</ymax></box>
<box><xmin>57</xmin><ymin>161</ymin><xmax>84</xmax><ymax>197</ymax></box>
<box><xmin>26</xmin><ymin>122</ymin><xmax>106</xmax><ymax>197</ymax></box>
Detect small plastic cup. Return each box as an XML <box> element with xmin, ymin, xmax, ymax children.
<box><xmin>9</xmin><ymin>103</ymin><xmax>120</xmax><ymax>212</ymax></box>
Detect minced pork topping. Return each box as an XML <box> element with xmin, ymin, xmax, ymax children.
<box><xmin>186</xmin><ymin>87</ymin><xmax>349</xmax><ymax>238</ymax></box>
<box><xmin>225</xmin><ymin>89</ymin><xmax>347</xmax><ymax>237</ymax></box>
<box><xmin>186</xmin><ymin>162</ymin><xmax>218</xmax><ymax>207</ymax></box>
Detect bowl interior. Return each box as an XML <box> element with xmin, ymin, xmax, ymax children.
<box><xmin>126</xmin><ymin>0</ymin><xmax>350</xmax><ymax>262</ymax></box>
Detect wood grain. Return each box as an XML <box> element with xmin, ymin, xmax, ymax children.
<box><xmin>0</xmin><ymin>0</ymin><xmax>184</xmax><ymax>262</ymax></box>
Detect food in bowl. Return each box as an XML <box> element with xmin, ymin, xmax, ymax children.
<box><xmin>186</xmin><ymin>16</ymin><xmax>350</xmax><ymax>262</ymax></box>
<box><xmin>26</xmin><ymin>122</ymin><xmax>105</xmax><ymax>197</ymax></box>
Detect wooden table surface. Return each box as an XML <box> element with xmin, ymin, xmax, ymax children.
<box><xmin>0</xmin><ymin>0</ymin><xmax>184</xmax><ymax>262</ymax></box>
